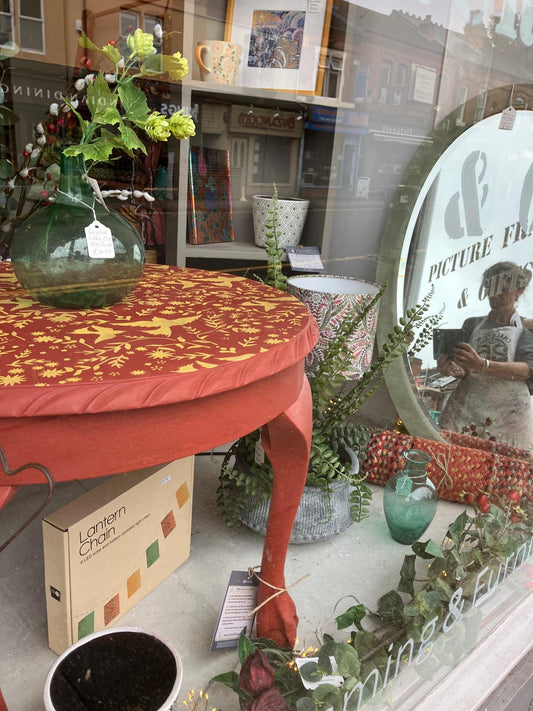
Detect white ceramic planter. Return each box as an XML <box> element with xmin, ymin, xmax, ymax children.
<box><xmin>252</xmin><ymin>195</ymin><xmax>309</xmax><ymax>248</ymax></box>
<box><xmin>287</xmin><ymin>274</ymin><xmax>380</xmax><ymax>380</ymax></box>
<box><xmin>43</xmin><ymin>627</ymin><xmax>183</xmax><ymax>711</ymax></box>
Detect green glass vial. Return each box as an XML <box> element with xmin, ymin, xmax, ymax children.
<box><xmin>383</xmin><ymin>449</ymin><xmax>437</xmax><ymax>544</ymax></box>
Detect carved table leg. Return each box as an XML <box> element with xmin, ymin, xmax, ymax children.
<box><xmin>257</xmin><ymin>375</ymin><xmax>313</xmax><ymax>648</ymax></box>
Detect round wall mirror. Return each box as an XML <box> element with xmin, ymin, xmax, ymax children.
<box><xmin>377</xmin><ymin>85</ymin><xmax>533</xmax><ymax>455</ymax></box>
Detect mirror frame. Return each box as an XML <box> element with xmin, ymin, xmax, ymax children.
<box><xmin>376</xmin><ymin>84</ymin><xmax>533</xmax><ymax>443</ymax></box>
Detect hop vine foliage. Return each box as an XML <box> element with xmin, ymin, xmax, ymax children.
<box><xmin>63</xmin><ymin>28</ymin><xmax>195</xmax><ymax>165</ymax></box>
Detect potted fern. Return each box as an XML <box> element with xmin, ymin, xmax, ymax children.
<box><xmin>216</xmin><ymin>188</ymin><xmax>438</xmax><ymax>542</ymax></box>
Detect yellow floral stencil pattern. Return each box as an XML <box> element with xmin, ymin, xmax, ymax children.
<box><xmin>0</xmin><ymin>264</ymin><xmax>318</xmax><ymax>417</ymax></box>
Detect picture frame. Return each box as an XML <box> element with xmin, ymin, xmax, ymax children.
<box><xmin>224</xmin><ymin>0</ymin><xmax>333</xmax><ymax>94</ymax></box>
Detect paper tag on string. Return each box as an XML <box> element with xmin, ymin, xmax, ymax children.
<box><xmin>395</xmin><ymin>474</ymin><xmax>412</xmax><ymax>496</ymax></box>
<box><xmin>211</xmin><ymin>571</ymin><xmax>258</xmax><ymax>651</ymax></box>
<box><xmin>86</xmin><ymin>176</ymin><xmax>109</xmax><ymax>209</ymax></box>
<box><xmin>85</xmin><ymin>220</ymin><xmax>115</xmax><ymax>258</ymax></box>
<box><xmin>499</xmin><ymin>106</ymin><xmax>516</xmax><ymax>130</ymax></box>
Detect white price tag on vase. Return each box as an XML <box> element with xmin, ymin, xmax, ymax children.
<box><xmin>85</xmin><ymin>220</ymin><xmax>115</xmax><ymax>258</ymax></box>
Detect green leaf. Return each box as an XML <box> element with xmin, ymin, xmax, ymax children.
<box><xmin>237</xmin><ymin>630</ymin><xmax>257</xmax><ymax>664</ymax></box>
<box><xmin>398</xmin><ymin>554</ymin><xmax>417</xmax><ymax>596</ymax></box>
<box><xmin>377</xmin><ymin>590</ymin><xmax>404</xmax><ymax>626</ymax></box>
<box><xmin>412</xmin><ymin>539</ymin><xmax>444</xmax><ymax>559</ymax></box>
<box><xmin>0</xmin><ymin>159</ymin><xmax>14</xmax><ymax>178</ymax></box>
<box><xmin>351</xmin><ymin>629</ymin><xmax>381</xmax><ymax>657</ymax></box>
<box><xmin>296</xmin><ymin>698</ymin><xmax>317</xmax><ymax>711</ymax></box>
<box><xmin>78</xmin><ymin>31</ymin><xmax>100</xmax><ymax>52</ymax></box>
<box><xmin>435</xmin><ymin>576</ymin><xmax>454</xmax><ymax>602</ymax></box>
<box><xmin>140</xmin><ymin>53</ymin><xmax>164</xmax><ymax>75</ymax></box>
<box><xmin>118</xmin><ymin>82</ymin><xmax>150</xmax><ymax>122</ymax></box>
<box><xmin>334</xmin><ymin>643</ymin><xmax>360</xmax><ymax>678</ymax></box>
<box><xmin>299</xmin><ymin>661</ymin><xmax>324</xmax><ymax>683</ymax></box>
<box><xmin>0</xmin><ymin>105</ymin><xmax>18</xmax><ymax>126</ymax></box>
<box><xmin>335</xmin><ymin>604</ymin><xmax>367</xmax><ymax>631</ymax></box>
<box><xmin>118</xmin><ymin>122</ymin><xmax>147</xmax><ymax>153</ymax></box>
<box><xmin>87</xmin><ymin>73</ymin><xmax>117</xmax><ymax>123</ymax></box>
<box><xmin>98</xmin><ymin>106</ymin><xmax>122</xmax><ymax>126</ymax></box>
<box><xmin>100</xmin><ymin>43</ymin><xmax>122</xmax><ymax>64</ymax></box>
<box><xmin>311</xmin><ymin>683</ymin><xmax>342</xmax><ymax>711</ymax></box>
<box><xmin>210</xmin><ymin>670</ymin><xmax>240</xmax><ymax>690</ymax></box>
<box><xmin>447</xmin><ymin>510</ymin><xmax>471</xmax><ymax>547</ymax></box>
<box><xmin>63</xmin><ymin>138</ymin><xmax>118</xmax><ymax>163</ymax></box>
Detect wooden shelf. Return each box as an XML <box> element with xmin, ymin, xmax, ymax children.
<box><xmin>185</xmin><ymin>241</ymin><xmax>288</xmax><ymax>261</ymax></box>
<box><xmin>183</xmin><ymin>79</ymin><xmax>356</xmax><ymax>109</ymax></box>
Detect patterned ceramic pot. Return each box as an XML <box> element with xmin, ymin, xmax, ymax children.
<box><xmin>287</xmin><ymin>274</ymin><xmax>380</xmax><ymax>380</ymax></box>
<box><xmin>253</xmin><ymin>195</ymin><xmax>309</xmax><ymax>248</ymax></box>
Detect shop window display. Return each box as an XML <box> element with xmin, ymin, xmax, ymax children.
<box><xmin>0</xmin><ymin>0</ymin><xmax>532</xmax><ymax>708</ymax></box>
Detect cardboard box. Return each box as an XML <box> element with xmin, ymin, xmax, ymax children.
<box><xmin>42</xmin><ymin>458</ymin><xmax>194</xmax><ymax>654</ymax></box>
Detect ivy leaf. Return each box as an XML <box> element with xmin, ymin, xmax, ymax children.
<box><xmin>335</xmin><ymin>604</ymin><xmax>367</xmax><ymax>631</ymax></box>
<box><xmin>334</xmin><ymin>642</ymin><xmax>360</xmax><ymax>678</ymax></box>
<box><xmin>299</xmin><ymin>661</ymin><xmax>324</xmax><ymax>683</ymax></box>
<box><xmin>398</xmin><ymin>554</ymin><xmax>417</xmax><ymax>596</ymax></box>
<box><xmin>412</xmin><ymin>539</ymin><xmax>444</xmax><ymax>559</ymax></box>
<box><xmin>351</xmin><ymin>629</ymin><xmax>381</xmax><ymax>657</ymax></box>
<box><xmin>447</xmin><ymin>510</ymin><xmax>471</xmax><ymax>547</ymax></box>
<box><xmin>377</xmin><ymin>590</ymin><xmax>404</xmax><ymax>626</ymax></box>
<box><xmin>118</xmin><ymin>82</ymin><xmax>150</xmax><ymax>123</ymax></box>
<box><xmin>311</xmin><ymin>683</ymin><xmax>342</xmax><ymax>711</ymax></box>
<box><xmin>435</xmin><ymin>576</ymin><xmax>454</xmax><ymax>602</ymax></box>
<box><xmin>237</xmin><ymin>631</ymin><xmax>257</xmax><ymax>664</ymax></box>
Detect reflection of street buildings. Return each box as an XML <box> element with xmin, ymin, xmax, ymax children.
<box><xmin>2</xmin><ymin>1</ymin><xmax>532</xmax><ymax>266</ymax></box>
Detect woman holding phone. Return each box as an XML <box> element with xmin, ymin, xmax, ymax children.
<box><xmin>438</xmin><ymin>261</ymin><xmax>533</xmax><ymax>451</ymax></box>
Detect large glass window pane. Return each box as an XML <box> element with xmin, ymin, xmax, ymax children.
<box><xmin>19</xmin><ymin>17</ymin><xmax>43</xmax><ymax>51</ymax></box>
<box><xmin>19</xmin><ymin>0</ymin><xmax>40</xmax><ymax>19</ymax></box>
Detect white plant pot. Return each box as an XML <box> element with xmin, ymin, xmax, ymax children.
<box><xmin>43</xmin><ymin>627</ymin><xmax>183</xmax><ymax>711</ymax></box>
<box><xmin>252</xmin><ymin>195</ymin><xmax>309</xmax><ymax>248</ymax></box>
<box><xmin>287</xmin><ymin>274</ymin><xmax>380</xmax><ymax>380</ymax></box>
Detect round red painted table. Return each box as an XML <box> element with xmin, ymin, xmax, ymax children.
<box><xmin>0</xmin><ymin>262</ymin><xmax>318</xmax><ymax>647</ymax></box>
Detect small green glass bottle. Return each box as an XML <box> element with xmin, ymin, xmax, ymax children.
<box><xmin>11</xmin><ymin>153</ymin><xmax>145</xmax><ymax>309</ymax></box>
<box><xmin>383</xmin><ymin>449</ymin><xmax>437</xmax><ymax>544</ymax></box>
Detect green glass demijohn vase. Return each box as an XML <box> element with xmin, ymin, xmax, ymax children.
<box><xmin>383</xmin><ymin>449</ymin><xmax>438</xmax><ymax>544</ymax></box>
<box><xmin>10</xmin><ymin>153</ymin><xmax>145</xmax><ymax>309</ymax></box>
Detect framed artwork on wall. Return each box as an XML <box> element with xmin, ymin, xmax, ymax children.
<box><xmin>224</xmin><ymin>0</ymin><xmax>333</xmax><ymax>94</ymax></box>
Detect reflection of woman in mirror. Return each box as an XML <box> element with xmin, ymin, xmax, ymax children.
<box><xmin>437</xmin><ymin>262</ymin><xmax>533</xmax><ymax>451</ymax></box>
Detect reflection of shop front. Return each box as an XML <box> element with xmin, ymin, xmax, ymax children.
<box><xmin>362</xmin><ymin>119</ymin><xmax>433</xmax><ymax>200</ymax></box>
<box><xmin>196</xmin><ymin>100</ymin><xmax>304</xmax><ymax>241</ymax></box>
<box><xmin>301</xmin><ymin>106</ymin><xmax>368</xmax><ymax>194</ymax></box>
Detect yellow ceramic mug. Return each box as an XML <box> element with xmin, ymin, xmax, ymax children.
<box><xmin>195</xmin><ymin>40</ymin><xmax>242</xmax><ymax>85</ymax></box>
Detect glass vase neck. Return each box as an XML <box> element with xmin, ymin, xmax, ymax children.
<box><xmin>402</xmin><ymin>449</ymin><xmax>431</xmax><ymax>479</ymax></box>
<box><xmin>58</xmin><ymin>152</ymin><xmax>94</xmax><ymax>206</ymax></box>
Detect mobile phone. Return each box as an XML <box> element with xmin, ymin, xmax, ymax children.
<box><xmin>433</xmin><ymin>328</ymin><xmax>464</xmax><ymax>359</ymax></box>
